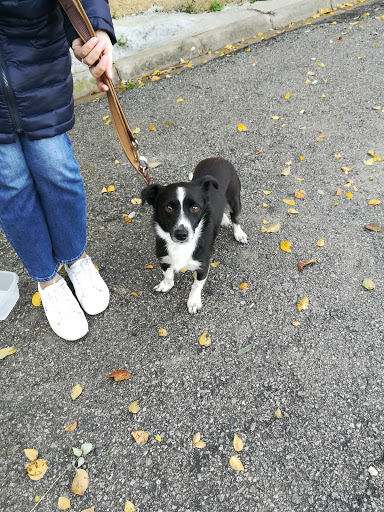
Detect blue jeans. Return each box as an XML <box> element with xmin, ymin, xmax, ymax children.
<box><xmin>0</xmin><ymin>133</ymin><xmax>87</xmax><ymax>281</ymax></box>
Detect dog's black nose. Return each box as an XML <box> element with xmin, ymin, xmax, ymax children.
<box><xmin>174</xmin><ymin>227</ymin><xmax>188</xmax><ymax>241</ymax></box>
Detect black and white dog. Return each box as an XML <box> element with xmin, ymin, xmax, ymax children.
<box><xmin>141</xmin><ymin>157</ymin><xmax>248</xmax><ymax>313</ymax></box>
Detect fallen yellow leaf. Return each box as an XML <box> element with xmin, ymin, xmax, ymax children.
<box><xmin>275</xmin><ymin>408</ymin><xmax>282</xmax><ymax>419</ymax></box>
<box><xmin>368</xmin><ymin>199</ymin><xmax>381</xmax><ymax>205</ymax></box>
<box><xmin>128</xmin><ymin>400</ymin><xmax>140</xmax><ymax>414</ymax></box>
<box><xmin>25</xmin><ymin>459</ymin><xmax>48</xmax><ymax>481</ymax></box>
<box><xmin>32</xmin><ymin>292</ymin><xmax>41</xmax><ymax>307</ymax></box>
<box><xmin>284</xmin><ymin>92</ymin><xmax>291</xmax><ymax>99</ymax></box>
<box><xmin>346</xmin><ymin>192</ymin><xmax>353</xmax><ymax>199</ymax></box>
<box><xmin>233</xmin><ymin>434</ymin><xmax>244</xmax><ymax>452</ymax></box>
<box><xmin>229</xmin><ymin>455</ymin><xmax>244</xmax><ymax>471</ymax></box>
<box><xmin>271</xmin><ymin>116</ymin><xmax>280</xmax><ymax>120</ymax></box>
<box><xmin>24</xmin><ymin>449</ymin><xmax>38</xmax><ymax>461</ymax></box>
<box><xmin>263</xmin><ymin>190</ymin><xmax>272</xmax><ymax>195</ymax></box>
<box><xmin>334</xmin><ymin>153</ymin><xmax>342</xmax><ymax>159</ymax></box>
<box><xmin>146</xmin><ymin>265</ymin><xmax>154</xmax><ymax>269</ymax></box>
<box><xmin>177</xmin><ymin>98</ymin><xmax>184</xmax><ymax>102</ymax></box>
<box><xmin>295</xmin><ymin>189</ymin><xmax>306</xmax><ymax>199</ymax></box>
<box><xmin>102</xmin><ymin>115</ymin><xmax>109</xmax><ymax>121</ymax></box>
<box><xmin>105</xmin><ymin>119</ymin><xmax>111</xmax><ymax>126</ymax></box>
<box><xmin>100</xmin><ymin>187</ymin><xmax>108</xmax><ymax>194</ymax></box>
<box><xmin>71</xmin><ymin>468</ymin><xmax>89</xmax><ymax>496</ymax></box>
<box><xmin>265</xmin><ymin>223</ymin><xmax>280</xmax><ymax>233</ymax></box>
<box><xmin>297</xmin><ymin>296</ymin><xmax>309</xmax><ymax>311</ymax></box>
<box><xmin>151</xmin><ymin>76</ymin><xmax>160</xmax><ymax>82</ymax></box>
<box><xmin>239</xmin><ymin>282</ymin><xmax>251</xmax><ymax>290</ymax></box>
<box><xmin>158</xmin><ymin>328</ymin><xmax>168</xmax><ymax>337</ymax></box>
<box><xmin>70</xmin><ymin>384</ymin><xmax>82</xmax><ymax>401</ymax></box>
<box><xmin>288</xmin><ymin>208</ymin><xmax>299</xmax><ymax>214</ymax></box>
<box><xmin>131</xmin><ymin>198</ymin><xmax>142</xmax><ymax>205</ymax></box>
<box><xmin>262</xmin><ymin>203</ymin><xmax>268</xmax><ymax>208</ymax></box>
<box><xmin>199</xmin><ymin>330</ymin><xmax>211</xmax><ymax>346</ymax></box>
<box><xmin>238</xmin><ymin>123</ymin><xmax>247</xmax><ymax>132</ymax></box>
<box><xmin>155</xmin><ymin>435</ymin><xmax>162</xmax><ymax>442</ymax></box>
<box><xmin>317</xmin><ymin>238</ymin><xmax>325</xmax><ymax>247</ymax></box>
<box><xmin>0</xmin><ymin>346</ymin><xmax>18</xmax><ymax>360</ymax></box>
<box><xmin>210</xmin><ymin>261</ymin><xmax>220</xmax><ymax>268</ymax></box>
<box><xmin>280</xmin><ymin>241</ymin><xmax>292</xmax><ymax>253</ymax></box>
<box><xmin>58</xmin><ymin>497</ymin><xmax>71</xmax><ymax>510</ymax></box>
<box><xmin>281</xmin><ymin>167</ymin><xmax>291</xmax><ymax>176</ymax></box>
<box><xmin>107</xmin><ymin>185</ymin><xmax>115</xmax><ymax>193</ymax></box>
<box><xmin>132</xmin><ymin>430</ymin><xmax>149</xmax><ymax>446</ymax></box>
<box><xmin>125</xmin><ymin>501</ymin><xmax>136</xmax><ymax>512</ymax></box>
<box><xmin>282</xmin><ymin>199</ymin><xmax>295</xmax><ymax>205</ymax></box>
<box><xmin>149</xmin><ymin>124</ymin><xmax>156</xmax><ymax>131</ymax></box>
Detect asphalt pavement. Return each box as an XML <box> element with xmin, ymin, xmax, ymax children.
<box><xmin>1</xmin><ymin>1</ymin><xmax>384</xmax><ymax>511</ymax></box>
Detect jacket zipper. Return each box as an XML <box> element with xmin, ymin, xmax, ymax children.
<box><xmin>0</xmin><ymin>58</ymin><xmax>22</xmax><ymax>133</ymax></box>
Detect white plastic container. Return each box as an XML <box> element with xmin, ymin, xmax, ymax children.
<box><xmin>0</xmin><ymin>271</ymin><xmax>19</xmax><ymax>320</ymax></box>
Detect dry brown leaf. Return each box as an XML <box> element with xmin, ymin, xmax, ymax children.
<box><xmin>295</xmin><ymin>189</ymin><xmax>306</xmax><ymax>199</ymax></box>
<box><xmin>297</xmin><ymin>296</ymin><xmax>309</xmax><ymax>311</ymax></box>
<box><xmin>58</xmin><ymin>497</ymin><xmax>71</xmax><ymax>510</ymax></box>
<box><xmin>131</xmin><ymin>430</ymin><xmax>149</xmax><ymax>446</ymax></box>
<box><xmin>71</xmin><ymin>469</ymin><xmax>89</xmax><ymax>496</ymax></box>
<box><xmin>298</xmin><ymin>259</ymin><xmax>317</xmax><ymax>271</ymax></box>
<box><xmin>25</xmin><ymin>459</ymin><xmax>48</xmax><ymax>481</ymax></box>
<box><xmin>64</xmin><ymin>420</ymin><xmax>78</xmax><ymax>433</ymax></box>
<box><xmin>108</xmin><ymin>370</ymin><xmax>132</xmax><ymax>381</ymax></box>
<box><xmin>336</xmin><ymin>188</ymin><xmax>343</xmax><ymax>196</ymax></box>
<box><xmin>229</xmin><ymin>455</ymin><xmax>244</xmax><ymax>471</ymax></box>
<box><xmin>71</xmin><ymin>384</ymin><xmax>82</xmax><ymax>401</ymax></box>
<box><xmin>24</xmin><ymin>449</ymin><xmax>38</xmax><ymax>461</ymax></box>
<box><xmin>233</xmin><ymin>434</ymin><xmax>244</xmax><ymax>452</ymax></box>
<box><xmin>365</xmin><ymin>223</ymin><xmax>382</xmax><ymax>232</ymax></box>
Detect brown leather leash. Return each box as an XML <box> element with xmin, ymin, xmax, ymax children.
<box><xmin>59</xmin><ymin>0</ymin><xmax>153</xmax><ymax>186</ymax></box>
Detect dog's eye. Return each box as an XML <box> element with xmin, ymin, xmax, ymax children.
<box><xmin>165</xmin><ymin>205</ymin><xmax>173</xmax><ymax>212</ymax></box>
<box><xmin>191</xmin><ymin>205</ymin><xmax>200</xmax><ymax>212</ymax></box>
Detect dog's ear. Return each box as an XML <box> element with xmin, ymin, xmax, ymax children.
<box><xmin>141</xmin><ymin>183</ymin><xmax>163</xmax><ymax>205</ymax></box>
<box><xmin>195</xmin><ymin>176</ymin><xmax>219</xmax><ymax>190</ymax></box>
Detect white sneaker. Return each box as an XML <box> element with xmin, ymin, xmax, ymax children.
<box><xmin>65</xmin><ymin>256</ymin><xmax>110</xmax><ymax>315</ymax></box>
<box><xmin>38</xmin><ymin>277</ymin><xmax>88</xmax><ymax>341</ymax></box>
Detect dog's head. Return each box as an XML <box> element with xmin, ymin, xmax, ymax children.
<box><xmin>141</xmin><ymin>177</ymin><xmax>218</xmax><ymax>243</ymax></box>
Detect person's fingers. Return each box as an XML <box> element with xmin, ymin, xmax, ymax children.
<box><xmin>82</xmin><ymin>39</ymin><xmax>106</xmax><ymax>67</ymax></box>
<box><xmin>71</xmin><ymin>37</ymin><xmax>99</xmax><ymax>62</ymax></box>
<box><xmin>96</xmin><ymin>76</ymin><xmax>109</xmax><ymax>93</ymax></box>
<box><xmin>89</xmin><ymin>54</ymin><xmax>109</xmax><ymax>79</ymax></box>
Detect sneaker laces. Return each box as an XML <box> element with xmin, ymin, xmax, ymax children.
<box><xmin>42</xmin><ymin>280</ymin><xmax>81</xmax><ymax>326</ymax></box>
<box><xmin>70</xmin><ymin>257</ymin><xmax>104</xmax><ymax>298</ymax></box>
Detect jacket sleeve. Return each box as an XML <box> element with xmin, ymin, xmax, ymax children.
<box><xmin>61</xmin><ymin>0</ymin><xmax>116</xmax><ymax>46</ymax></box>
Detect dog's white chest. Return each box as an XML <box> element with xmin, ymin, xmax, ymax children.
<box><xmin>155</xmin><ymin>222</ymin><xmax>202</xmax><ymax>272</ymax></box>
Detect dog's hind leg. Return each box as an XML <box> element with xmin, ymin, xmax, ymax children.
<box><xmin>154</xmin><ymin>264</ymin><xmax>174</xmax><ymax>293</ymax></box>
<box><xmin>221</xmin><ymin>213</ymin><xmax>232</xmax><ymax>227</ymax></box>
<box><xmin>187</xmin><ymin>269</ymin><xmax>208</xmax><ymax>314</ymax></box>
<box><xmin>227</xmin><ymin>196</ymin><xmax>248</xmax><ymax>244</ymax></box>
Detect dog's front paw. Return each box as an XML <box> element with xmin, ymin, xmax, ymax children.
<box><xmin>187</xmin><ymin>297</ymin><xmax>202</xmax><ymax>314</ymax></box>
<box><xmin>154</xmin><ymin>280</ymin><xmax>174</xmax><ymax>293</ymax></box>
<box><xmin>234</xmin><ymin>225</ymin><xmax>248</xmax><ymax>244</ymax></box>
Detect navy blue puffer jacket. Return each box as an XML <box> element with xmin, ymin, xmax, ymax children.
<box><xmin>0</xmin><ymin>0</ymin><xmax>116</xmax><ymax>143</ymax></box>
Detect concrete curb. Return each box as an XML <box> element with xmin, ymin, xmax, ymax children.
<box><xmin>72</xmin><ymin>0</ymin><xmax>362</xmax><ymax>99</ymax></box>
